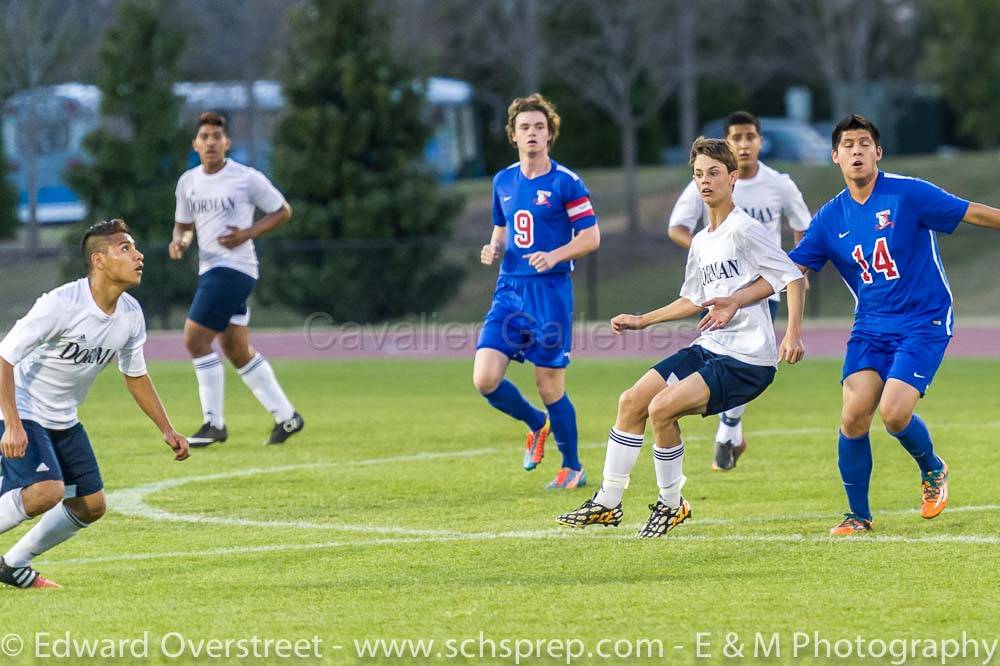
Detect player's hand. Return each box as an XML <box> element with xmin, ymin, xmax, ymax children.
<box><xmin>778</xmin><ymin>333</ymin><xmax>805</xmax><ymax>365</ymax></box>
<box><xmin>699</xmin><ymin>296</ymin><xmax>739</xmax><ymax>331</ymax></box>
<box><xmin>0</xmin><ymin>422</ymin><xmax>28</xmax><ymax>458</ymax></box>
<box><xmin>168</xmin><ymin>240</ymin><xmax>187</xmax><ymax>260</ymax></box>
<box><xmin>217</xmin><ymin>225</ymin><xmax>252</xmax><ymax>249</ymax></box>
<box><xmin>480</xmin><ymin>242</ymin><xmax>502</xmax><ymax>266</ymax></box>
<box><xmin>523</xmin><ymin>251</ymin><xmax>556</xmax><ymax>273</ymax></box>
<box><xmin>163</xmin><ymin>429</ymin><xmax>190</xmax><ymax>461</ymax></box>
<box><xmin>610</xmin><ymin>313</ymin><xmax>643</xmax><ymax>335</ymax></box>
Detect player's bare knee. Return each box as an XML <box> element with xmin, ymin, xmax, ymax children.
<box><xmin>22</xmin><ymin>480</ymin><xmax>65</xmax><ymax>517</ymax></box>
<box><xmin>473</xmin><ymin>370</ymin><xmax>501</xmax><ymax>395</ymax></box>
<box><xmin>618</xmin><ymin>388</ymin><xmax>648</xmax><ymax>423</ymax></box>
<box><xmin>648</xmin><ymin>397</ymin><xmax>679</xmax><ymax>429</ymax></box>
<box><xmin>879</xmin><ymin>403</ymin><xmax>913</xmax><ymax>434</ymax></box>
<box><xmin>66</xmin><ymin>493</ymin><xmax>106</xmax><ymax>524</ymax></box>
<box><xmin>841</xmin><ymin>411</ymin><xmax>873</xmax><ymax>438</ymax></box>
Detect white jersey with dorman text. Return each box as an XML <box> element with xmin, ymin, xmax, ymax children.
<box><xmin>669</xmin><ymin>162</ymin><xmax>811</xmax><ymax>301</ymax></box>
<box><xmin>0</xmin><ymin>278</ymin><xmax>148</xmax><ymax>430</ymax></box>
<box><xmin>174</xmin><ymin>159</ymin><xmax>287</xmax><ymax>280</ymax></box>
<box><xmin>679</xmin><ymin>207</ymin><xmax>803</xmax><ymax>367</ymax></box>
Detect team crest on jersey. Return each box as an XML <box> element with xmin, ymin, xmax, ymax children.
<box><xmin>875</xmin><ymin>209</ymin><xmax>894</xmax><ymax>230</ymax></box>
<box><xmin>534</xmin><ymin>189</ymin><xmax>552</xmax><ymax>206</ymax></box>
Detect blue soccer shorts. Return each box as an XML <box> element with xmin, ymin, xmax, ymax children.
<box><xmin>188</xmin><ymin>266</ymin><xmax>257</xmax><ymax>332</ymax></box>
<box><xmin>651</xmin><ymin>345</ymin><xmax>776</xmax><ymax>416</ymax></box>
<box><xmin>476</xmin><ymin>274</ymin><xmax>573</xmax><ymax>368</ymax></box>
<box><xmin>842</xmin><ymin>329</ymin><xmax>950</xmax><ymax>396</ymax></box>
<box><xmin>0</xmin><ymin>420</ymin><xmax>103</xmax><ymax>498</ymax></box>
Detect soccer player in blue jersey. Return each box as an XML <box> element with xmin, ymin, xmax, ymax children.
<box><xmin>789</xmin><ymin>114</ymin><xmax>1000</xmax><ymax>535</ymax></box>
<box><xmin>473</xmin><ymin>94</ymin><xmax>600</xmax><ymax>489</ymax></box>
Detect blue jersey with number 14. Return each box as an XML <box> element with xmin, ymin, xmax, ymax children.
<box><xmin>789</xmin><ymin>172</ymin><xmax>969</xmax><ymax>335</ymax></box>
<box><xmin>492</xmin><ymin>160</ymin><xmax>597</xmax><ymax>277</ymax></box>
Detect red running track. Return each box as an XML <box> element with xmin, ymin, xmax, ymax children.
<box><xmin>143</xmin><ymin>324</ymin><xmax>1000</xmax><ymax>360</ymax></box>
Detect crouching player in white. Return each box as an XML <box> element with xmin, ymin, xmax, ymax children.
<box><xmin>557</xmin><ymin>138</ymin><xmax>805</xmax><ymax>537</ymax></box>
<box><xmin>0</xmin><ymin>220</ymin><xmax>189</xmax><ymax>589</ymax></box>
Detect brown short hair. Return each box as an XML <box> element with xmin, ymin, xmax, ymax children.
<box><xmin>689</xmin><ymin>136</ymin><xmax>738</xmax><ymax>173</ymax></box>
<box><xmin>832</xmin><ymin>113</ymin><xmax>880</xmax><ymax>150</ymax></box>
<box><xmin>81</xmin><ymin>218</ymin><xmax>132</xmax><ymax>273</ymax></box>
<box><xmin>505</xmin><ymin>94</ymin><xmax>560</xmax><ymax>147</ymax></box>
<box><xmin>197</xmin><ymin>111</ymin><xmax>227</xmax><ymax>135</ymax></box>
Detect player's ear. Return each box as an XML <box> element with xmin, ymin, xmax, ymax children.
<box><xmin>875</xmin><ymin>145</ymin><xmax>883</xmax><ymax>160</ymax></box>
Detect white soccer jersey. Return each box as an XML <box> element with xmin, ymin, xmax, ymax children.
<box><xmin>679</xmin><ymin>207</ymin><xmax>803</xmax><ymax>367</ymax></box>
<box><xmin>0</xmin><ymin>278</ymin><xmax>148</xmax><ymax>430</ymax></box>
<box><xmin>669</xmin><ymin>162</ymin><xmax>811</xmax><ymax>301</ymax></box>
<box><xmin>174</xmin><ymin>159</ymin><xmax>287</xmax><ymax>280</ymax></box>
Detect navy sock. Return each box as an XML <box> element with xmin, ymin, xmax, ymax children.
<box><xmin>889</xmin><ymin>414</ymin><xmax>943</xmax><ymax>475</ymax></box>
<box><xmin>838</xmin><ymin>431</ymin><xmax>873</xmax><ymax>521</ymax></box>
<box><xmin>483</xmin><ymin>379</ymin><xmax>547</xmax><ymax>432</ymax></box>
<box><xmin>546</xmin><ymin>393</ymin><xmax>580</xmax><ymax>471</ymax></box>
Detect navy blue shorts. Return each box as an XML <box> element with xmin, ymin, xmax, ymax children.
<box><xmin>651</xmin><ymin>346</ymin><xmax>776</xmax><ymax>416</ymax></box>
<box><xmin>0</xmin><ymin>420</ymin><xmax>103</xmax><ymax>497</ymax></box>
<box><xmin>476</xmin><ymin>274</ymin><xmax>573</xmax><ymax>368</ymax></box>
<box><xmin>842</xmin><ymin>328</ymin><xmax>950</xmax><ymax>396</ymax></box>
<box><xmin>188</xmin><ymin>267</ymin><xmax>257</xmax><ymax>332</ymax></box>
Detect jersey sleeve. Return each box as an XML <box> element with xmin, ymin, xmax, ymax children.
<box><xmin>118</xmin><ymin>311</ymin><xmax>148</xmax><ymax>377</ymax></box>
<box><xmin>909</xmin><ymin>178</ymin><xmax>970</xmax><ymax>234</ymax></box>
<box><xmin>781</xmin><ymin>175</ymin><xmax>812</xmax><ymax>232</ymax></box>
<box><xmin>174</xmin><ymin>175</ymin><xmax>193</xmax><ymax>223</ymax></box>
<box><xmin>668</xmin><ymin>181</ymin><xmax>705</xmax><ymax>231</ymax></box>
<box><xmin>787</xmin><ymin>214</ymin><xmax>829</xmax><ymax>271</ymax></box>
<box><xmin>247</xmin><ymin>169</ymin><xmax>287</xmax><ymax>214</ymax></box>
<box><xmin>563</xmin><ymin>177</ymin><xmax>597</xmax><ymax>232</ymax></box>
<box><xmin>492</xmin><ymin>187</ymin><xmax>505</xmax><ymax>227</ymax></box>
<box><xmin>0</xmin><ymin>293</ymin><xmax>66</xmax><ymax>366</ymax></box>
<box><xmin>678</xmin><ymin>242</ymin><xmax>705</xmax><ymax>306</ymax></box>
<box><xmin>742</xmin><ymin>221</ymin><xmax>804</xmax><ymax>295</ymax></box>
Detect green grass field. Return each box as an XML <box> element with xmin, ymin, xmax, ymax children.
<box><xmin>4</xmin><ymin>358</ymin><xmax>1000</xmax><ymax>664</ymax></box>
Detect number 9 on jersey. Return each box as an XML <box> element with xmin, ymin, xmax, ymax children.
<box><xmin>514</xmin><ymin>210</ymin><xmax>534</xmax><ymax>248</ymax></box>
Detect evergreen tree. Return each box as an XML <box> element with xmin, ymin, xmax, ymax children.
<box><xmin>0</xmin><ymin>127</ymin><xmax>18</xmax><ymax>239</ymax></box>
<box><xmin>66</xmin><ymin>0</ymin><xmax>192</xmax><ymax>326</ymax></box>
<box><xmin>269</xmin><ymin>0</ymin><xmax>464</xmax><ymax>322</ymax></box>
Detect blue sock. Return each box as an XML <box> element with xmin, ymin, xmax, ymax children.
<box><xmin>838</xmin><ymin>431</ymin><xmax>873</xmax><ymax>521</ymax></box>
<box><xmin>546</xmin><ymin>393</ymin><xmax>580</xmax><ymax>471</ymax></box>
<box><xmin>889</xmin><ymin>414</ymin><xmax>943</xmax><ymax>475</ymax></box>
<box><xmin>483</xmin><ymin>379</ymin><xmax>546</xmax><ymax>432</ymax></box>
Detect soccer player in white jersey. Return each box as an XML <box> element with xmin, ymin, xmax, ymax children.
<box><xmin>170</xmin><ymin>112</ymin><xmax>303</xmax><ymax>447</ymax></box>
<box><xmin>557</xmin><ymin>138</ymin><xmax>805</xmax><ymax>537</ymax></box>
<box><xmin>667</xmin><ymin>111</ymin><xmax>812</xmax><ymax>471</ymax></box>
<box><xmin>0</xmin><ymin>220</ymin><xmax>189</xmax><ymax>589</ymax></box>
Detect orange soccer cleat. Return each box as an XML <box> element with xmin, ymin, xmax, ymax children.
<box><xmin>829</xmin><ymin>513</ymin><xmax>873</xmax><ymax>536</ymax></box>
<box><xmin>920</xmin><ymin>461</ymin><xmax>949</xmax><ymax>519</ymax></box>
<box><xmin>522</xmin><ymin>418</ymin><xmax>550</xmax><ymax>470</ymax></box>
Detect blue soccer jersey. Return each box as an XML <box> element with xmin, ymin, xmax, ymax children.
<box><xmin>789</xmin><ymin>172</ymin><xmax>969</xmax><ymax>335</ymax></box>
<box><xmin>492</xmin><ymin>160</ymin><xmax>597</xmax><ymax>277</ymax></box>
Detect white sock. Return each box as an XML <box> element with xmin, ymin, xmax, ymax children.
<box><xmin>4</xmin><ymin>502</ymin><xmax>87</xmax><ymax>567</ymax></box>
<box><xmin>653</xmin><ymin>442</ymin><xmax>686</xmax><ymax>507</ymax></box>
<box><xmin>0</xmin><ymin>488</ymin><xmax>30</xmax><ymax>534</ymax></box>
<box><xmin>193</xmin><ymin>352</ymin><xmax>225</xmax><ymax>428</ymax></box>
<box><xmin>237</xmin><ymin>353</ymin><xmax>295</xmax><ymax>423</ymax></box>
<box><xmin>593</xmin><ymin>427</ymin><xmax>644</xmax><ymax>508</ymax></box>
<box><xmin>716</xmin><ymin>405</ymin><xmax>746</xmax><ymax>444</ymax></box>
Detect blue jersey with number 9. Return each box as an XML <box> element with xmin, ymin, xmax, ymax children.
<box><xmin>492</xmin><ymin>160</ymin><xmax>597</xmax><ymax>277</ymax></box>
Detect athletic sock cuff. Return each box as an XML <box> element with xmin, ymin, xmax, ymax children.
<box><xmin>237</xmin><ymin>353</ymin><xmax>266</xmax><ymax>376</ymax></box>
<box><xmin>609</xmin><ymin>427</ymin><xmax>643</xmax><ymax>447</ymax></box>
<box><xmin>887</xmin><ymin>413</ymin><xmax>922</xmax><ymax>438</ymax></box>
<box><xmin>838</xmin><ymin>430</ymin><xmax>871</xmax><ymax>443</ymax></box>
<box><xmin>193</xmin><ymin>352</ymin><xmax>221</xmax><ymax>368</ymax></box>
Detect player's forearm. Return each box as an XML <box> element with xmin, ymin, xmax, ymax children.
<box><xmin>640</xmin><ymin>298</ymin><xmax>703</xmax><ymax>327</ymax></box>
<box><xmin>248</xmin><ymin>203</ymin><xmax>292</xmax><ymax>239</ymax></box>
<box><xmin>0</xmin><ymin>360</ymin><xmax>23</xmax><ymax>429</ymax></box>
<box><xmin>731</xmin><ymin>277</ymin><xmax>776</xmax><ymax>308</ymax></box>
<box><xmin>124</xmin><ymin>374</ymin><xmax>174</xmax><ymax>434</ymax></box>
<box><xmin>667</xmin><ymin>226</ymin><xmax>693</xmax><ymax>250</ymax></box>
<box><xmin>963</xmin><ymin>202</ymin><xmax>1000</xmax><ymax>230</ymax></box>
<box><xmin>550</xmin><ymin>226</ymin><xmax>600</xmax><ymax>263</ymax></box>
<box><xmin>784</xmin><ymin>277</ymin><xmax>805</xmax><ymax>336</ymax></box>
<box><xmin>172</xmin><ymin>222</ymin><xmax>194</xmax><ymax>245</ymax></box>
<box><xmin>490</xmin><ymin>226</ymin><xmax>506</xmax><ymax>247</ymax></box>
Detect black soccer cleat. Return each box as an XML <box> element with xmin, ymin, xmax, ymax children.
<box><xmin>0</xmin><ymin>557</ymin><xmax>61</xmax><ymax>589</ymax></box>
<box><xmin>636</xmin><ymin>497</ymin><xmax>692</xmax><ymax>539</ymax></box>
<box><xmin>712</xmin><ymin>439</ymin><xmax>746</xmax><ymax>471</ymax></box>
<box><xmin>556</xmin><ymin>495</ymin><xmax>623</xmax><ymax>528</ymax></box>
<box><xmin>188</xmin><ymin>422</ymin><xmax>228</xmax><ymax>448</ymax></box>
<box><xmin>266</xmin><ymin>412</ymin><xmax>305</xmax><ymax>445</ymax></box>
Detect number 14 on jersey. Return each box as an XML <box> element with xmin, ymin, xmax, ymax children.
<box><xmin>852</xmin><ymin>237</ymin><xmax>899</xmax><ymax>284</ymax></box>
